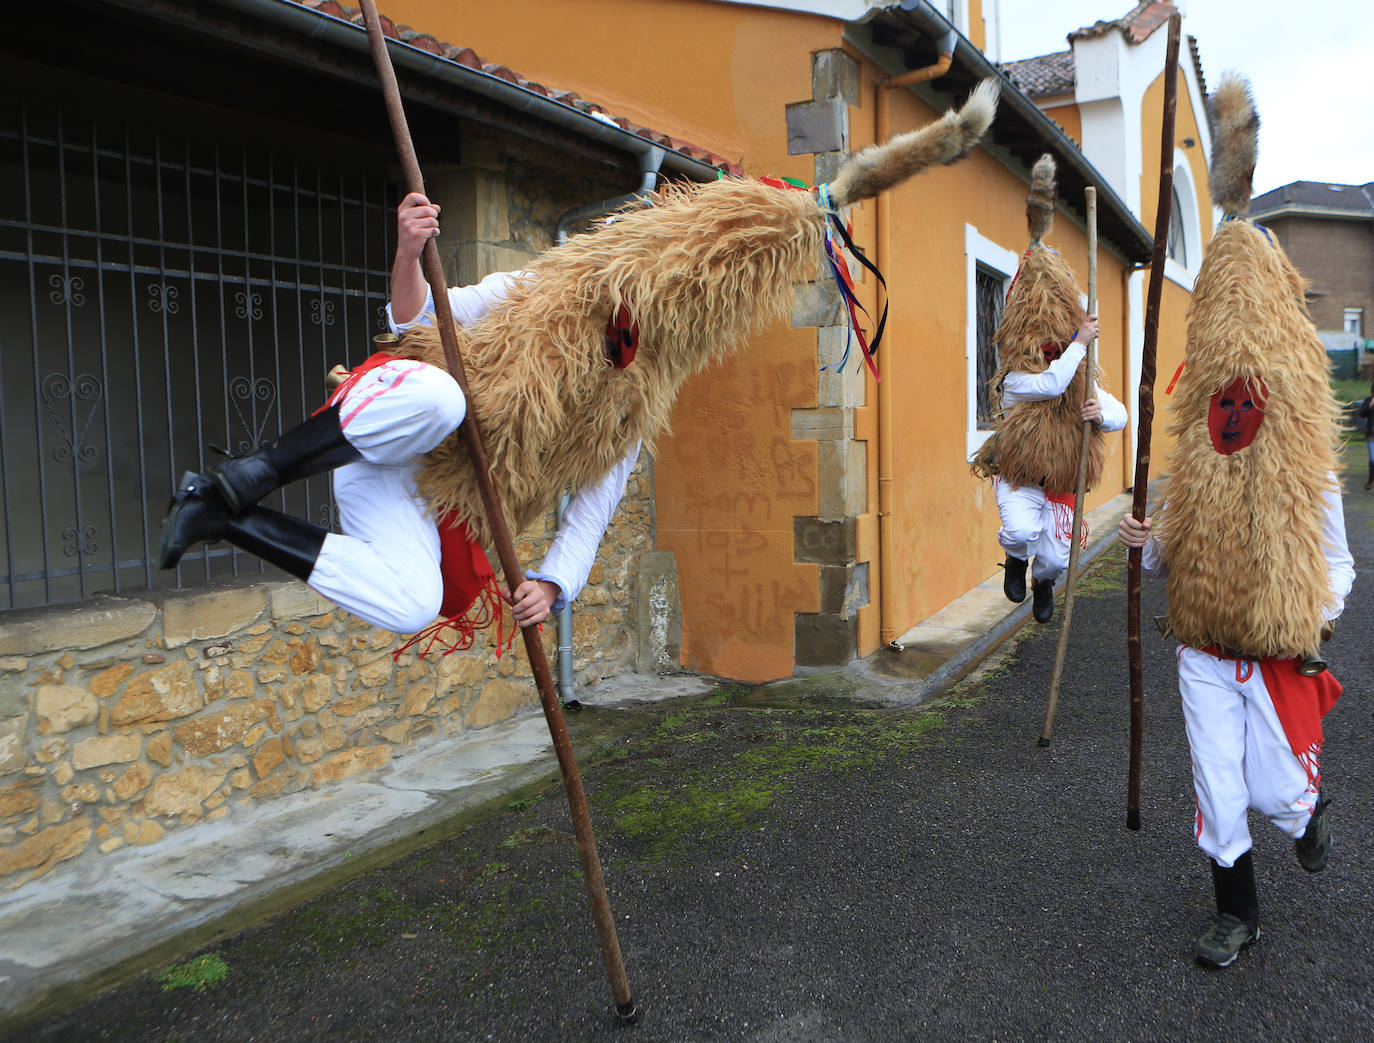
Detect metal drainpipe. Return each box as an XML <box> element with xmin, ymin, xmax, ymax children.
<box><xmin>875</xmin><ymin>14</ymin><xmax>956</xmax><ymax>650</ymax></box>
<box><xmin>551</xmin><ymin>147</ymin><xmax>666</xmax><ymax>706</ymax></box>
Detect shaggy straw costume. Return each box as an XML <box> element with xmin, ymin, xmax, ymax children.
<box><xmin>399</xmin><ymin>80</ymin><xmax>999</xmax><ymax>551</ymax></box>
<box><xmin>159</xmin><ymin>81</ymin><xmax>999</xmax><ymax>642</ymax></box>
<box><xmin>1136</xmin><ymin>74</ymin><xmax>1354</xmax><ymax>970</ymax></box>
<box><xmin>1158</xmin><ymin>84</ymin><xmax>1340</xmax><ymax>659</ymax></box>
<box><xmin>970</xmin><ymin>155</ymin><xmax>1106</xmax><ymax>495</ymax></box>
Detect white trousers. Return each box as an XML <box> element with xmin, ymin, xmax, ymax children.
<box><xmin>1177</xmin><ymin>646</ymin><xmax>1320</xmax><ymax>868</ymax></box>
<box><xmin>306</xmin><ymin>360</ymin><xmax>465</xmax><ymax>633</ymax></box>
<box><xmin>994</xmin><ymin>479</ymin><xmax>1071</xmax><ymax>583</ymax></box>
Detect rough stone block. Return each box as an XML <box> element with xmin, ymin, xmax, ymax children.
<box><xmin>635</xmin><ymin>551</ymin><xmax>682</xmax><ymax>674</ymax></box>
<box><xmin>815</xmin><ymin>326</ymin><xmax>868</xmax><ymax>408</ymax></box>
<box><xmin>0</xmin><ymin>673</ymin><xmax>26</xmax><ymax>717</ymax></box>
<box><xmin>816</xmin><ymin>437</ymin><xmax>868</xmax><ymax>520</ymax></box>
<box><xmin>0</xmin><ymin>719</ymin><xmax>29</xmax><ymax>777</ymax></box>
<box><xmin>456</xmin><ymin>242</ymin><xmax>535</xmax><ymax>289</ymax></box>
<box><xmin>111</xmin><ymin>660</ymin><xmax>202</xmax><ymax>727</ymax></box>
<box><xmin>70</xmin><ymin>734</ymin><xmax>143</xmax><ymax>771</ymax></box>
<box><xmin>813</xmin><ymin>49</ymin><xmax>860</xmax><ymax>104</ymax></box>
<box><xmin>794</xmin><ymin>612</ymin><xmax>859</xmax><ymax>667</ymax></box>
<box><xmin>36</xmin><ymin>685</ymin><xmax>98</xmax><ymax>735</ymax></box>
<box><xmin>310</xmin><ymin>745</ymin><xmax>391</xmax><ymax>787</ymax></box>
<box><xmin>0</xmin><ymin>818</ymin><xmax>91</xmax><ymax>882</ymax></box>
<box><xmin>140</xmin><ymin>765</ymin><xmax>224</xmax><ymax>818</ymax></box>
<box><xmin>792</xmin><ymin>279</ymin><xmax>844</xmax><ymax>329</ymax></box>
<box><xmin>793</xmin><ymin>517</ymin><xmax>857</xmax><ymax>565</ymax></box>
<box><xmin>785</xmin><ymin>98</ymin><xmax>848</xmax><ymax>155</ymax></box>
<box><xmin>269</xmin><ymin>582</ymin><xmax>333</xmax><ymax>621</ymax></box>
<box><xmin>469</xmin><ymin>679</ymin><xmax>532</xmax><ymax>728</ymax></box>
<box><xmin>0</xmin><ymin>595</ymin><xmax>156</xmax><ymax>655</ymax></box>
<box><xmin>791</xmin><ymin>407</ymin><xmax>849</xmax><ymax>442</ymax></box>
<box><xmin>813</xmin><ymin>150</ymin><xmax>847</xmax><ymax>186</ymax></box>
<box><xmin>172</xmin><ymin>699</ymin><xmax>275</xmax><ymax>757</ymax></box>
<box><xmin>157</xmin><ymin>585</ymin><xmax>268</xmax><ymax>648</ymax></box>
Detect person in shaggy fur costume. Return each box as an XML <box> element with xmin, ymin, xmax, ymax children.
<box><xmin>158</xmin><ymin>81</ymin><xmax>999</xmax><ymax>646</ymax></box>
<box><xmin>970</xmin><ymin>154</ymin><xmax>1126</xmax><ymax>623</ymax></box>
<box><xmin>1117</xmin><ymin>74</ymin><xmax>1354</xmax><ymax>969</ymax></box>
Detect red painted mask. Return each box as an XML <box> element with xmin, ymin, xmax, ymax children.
<box><xmin>1207</xmin><ymin>376</ymin><xmax>1268</xmax><ymax>454</ymax></box>
<box><xmin>604</xmin><ymin>304</ymin><xmax>638</xmax><ymax>369</ymax></box>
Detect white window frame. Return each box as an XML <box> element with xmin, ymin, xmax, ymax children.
<box><xmin>965</xmin><ymin>224</ymin><xmax>1020</xmax><ymax>461</ymax></box>
<box><xmin>1164</xmin><ymin>159</ymin><xmax>1202</xmax><ymax>290</ymax></box>
<box><xmin>1344</xmin><ymin>308</ymin><xmax>1363</xmax><ymax>338</ymax></box>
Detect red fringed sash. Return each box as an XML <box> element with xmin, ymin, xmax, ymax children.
<box><xmin>1047</xmin><ymin>490</ymin><xmax>1088</xmax><ymax>548</ymax></box>
<box><xmin>393</xmin><ymin>513</ymin><xmax>516</xmax><ymax>661</ymax></box>
<box><xmin>1258</xmin><ymin>657</ymin><xmax>1342</xmax><ymax>788</ymax></box>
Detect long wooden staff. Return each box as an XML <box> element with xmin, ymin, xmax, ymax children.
<box><xmin>1039</xmin><ymin>186</ymin><xmax>1098</xmax><ymax>747</ymax></box>
<box><xmin>357</xmin><ymin>1</ymin><xmax>636</xmax><ymax>1019</ymax></box>
<box><xmin>1126</xmin><ymin>12</ymin><xmax>1182</xmax><ymax>831</ymax></box>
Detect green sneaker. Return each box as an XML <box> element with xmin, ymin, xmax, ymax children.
<box><xmin>1295</xmin><ymin>796</ymin><xmax>1331</xmax><ymax>873</ymax></box>
<box><xmin>1195</xmin><ymin>913</ymin><xmax>1258</xmax><ymax>968</ymax></box>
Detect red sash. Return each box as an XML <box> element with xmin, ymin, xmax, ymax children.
<box><xmin>1258</xmin><ymin>656</ymin><xmax>1342</xmax><ymax>786</ymax></box>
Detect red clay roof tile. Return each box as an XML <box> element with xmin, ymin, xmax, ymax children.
<box><xmin>285</xmin><ymin>0</ymin><xmax>738</xmax><ymax>174</ymax></box>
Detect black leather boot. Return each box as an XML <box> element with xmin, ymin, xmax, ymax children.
<box><xmin>159</xmin><ymin>472</ymin><xmax>326</xmax><ymax>580</ymax></box>
<box><xmin>1031</xmin><ymin>577</ymin><xmax>1054</xmax><ymax>623</ymax></box>
<box><xmin>1196</xmin><ymin>850</ymin><xmax>1259</xmax><ymax>968</ymax></box>
<box><xmin>1002</xmin><ymin>555</ymin><xmax>1028</xmax><ymax>603</ymax></box>
<box><xmin>207</xmin><ymin>404</ymin><xmax>360</xmax><ymax>515</ymax></box>
<box><xmin>1295</xmin><ymin>792</ymin><xmax>1331</xmax><ymax>872</ymax></box>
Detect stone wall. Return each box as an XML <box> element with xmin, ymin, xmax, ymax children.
<box><xmin>0</xmin><ymin>452</ymin><xmax>662</xmax><ymax>888</ymax></box>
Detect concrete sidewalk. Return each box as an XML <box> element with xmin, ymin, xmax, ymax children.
<box><xmin>0</xmin><ymin>490</ymin><xmax>1141</xmax><ymax>1023</ymax></box>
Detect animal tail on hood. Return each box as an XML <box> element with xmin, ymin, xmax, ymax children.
<box><xmin>1208</xmin><ymin>73</ymin><xmax>1259</xmax><ymax>217</ymax></box>
<box><xmin>1026</xmin><ymin>154</ymin><xmax>1055</xmax><ymax>243</ymax></box>
<box><xmin>826</xmin><ymin>79</ymin><xmax>999</xmax><ymax>207</ymax></box>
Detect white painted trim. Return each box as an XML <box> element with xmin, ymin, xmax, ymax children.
<box><xmin>964</xmin><ymin>224</ymin><xmax>1020</xmax><ymax>461</ymax></box>
<box><xmin>1163</xmin><ymin>158</ymin><xmax>1201</xmax><ymax>291</ymax></box>
<box><xmin>698</xmin><ymin>0</ymin><xmax>885</xmax><ymax>21</ymax></box>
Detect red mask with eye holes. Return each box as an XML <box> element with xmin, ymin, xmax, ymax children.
<box><xmin>604</xmin><ymin>304</ymin><xmax>638</xmax><ymax>369</ymax></box>
<box><xmin>1207</xmin><ymin>376</ymin><xmax>1268</xmax><ymax>454</ymax></box>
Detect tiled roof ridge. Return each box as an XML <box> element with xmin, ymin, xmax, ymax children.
<box><xmin>1069</xmin><ymin>2</ymin><xmax>1177</xmax><ymax>46</ymax></box>
<box><xmin>291</xmin><ymin>0</ymin><xmax>741</xmax><ymax>175</ymax></box>
<box><xmin>1000</xmin><ymin>50</ymin><xmax>1076</xmax><ymax>97</ymax></box>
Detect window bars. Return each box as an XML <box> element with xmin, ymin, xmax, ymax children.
<box><xmin>0</xmin><ymin>88</ymin><xmax>395</xmax><ymax>609</ymax></box>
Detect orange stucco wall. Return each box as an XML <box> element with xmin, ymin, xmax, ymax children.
<box><xmin>1139</xmin><ymin>67</ymin><xmax>1214</xmax><ymax>473</ymax></box>
<box><xmin>376</xmin><ymin>0</ymin><xmax>1151</xmax><ymax>679</ymax></box>
<box><xmin>387</xmin><ymin>0</ymin><xmax>840</xmax><ymax>680</ymax></box>
<box><xmin>869</xmin><ymin>85</ymin><xmax>1131</xmax><ymax>634</ymax></box>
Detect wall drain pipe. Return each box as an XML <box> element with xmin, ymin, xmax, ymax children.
<box><xmin>552</xmin><ymin>146</ymin><xmax>666</xmax><ymax>706</ymax></box>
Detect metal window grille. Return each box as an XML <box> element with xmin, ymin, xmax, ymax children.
<box><xmin>0</xmin><ymin>87</ymin><xmax>395</xmax><ymax>610</ymax></box>
<box><xmin>974</xmin><ymin>264</ymin><xmax>1007</xmax><ymax>429</ymax></box>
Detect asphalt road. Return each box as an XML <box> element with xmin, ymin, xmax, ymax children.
<box><xmin>17</xmin><ymin>454</ymin><xmax>1374</xmax><ymax>1041</ymax></box>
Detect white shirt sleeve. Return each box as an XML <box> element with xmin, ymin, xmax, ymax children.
<box><xmin>1097</xmin><ymin>385</ymin><xmax>1128</xmax><ymax>433</ymax></box>
<box><xmin>386</xmin><ymin>271</ymin><xmax>531</xmax><ymax>332</ymax></box>
<box><xmin>1320</xmin><ymin>477</ymin><xmax>1355</xmax><ymax>621</ymax></box>
<box><xmin>526</xmin><ymin>443</ymin><xmax>642</xmax><ymax>612</ymax></box>
<box><xmin>1001</xmin><ymin>340</ymin><xmax>1087</xmax><ymax>403</ymax></box>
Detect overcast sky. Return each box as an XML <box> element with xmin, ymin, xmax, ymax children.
<box><xmin>994</xmin><ymin>0</ymin><xmax>1374</xmax><ymax>197</ymax></box>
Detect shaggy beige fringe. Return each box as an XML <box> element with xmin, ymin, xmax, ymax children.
<box><xmin>829</xmin><ymin>79</ymin><xmax>998</xmax><ymax>206</ymax></box>
<box><xmin>970</xmin><ymin>155</ymin><xmax>1105</xmax><ymax>495</ymax></box>
<box><xmin>388</xmin><ymin>82</ymin><xmax>998</xmax><ymax>552</ymax></box>
<box><xmin>1158</xmin><ymin>219</ymin><xmax>1339</xmax><ymax>658</ymax></box>
<box><xmin>1026</xmin><ymin>154</ymin><xmax>1055</xmax><ymax>244</ymax></box>
<box><xmin>396</xmin><ymin>177</ymin><xmax>823</xmax><ymax>547</ymax></box>
<box><xmin>1208</xmin><ymin>74</ymin><xmax>1259</xmax><ymax>217</ymax></box>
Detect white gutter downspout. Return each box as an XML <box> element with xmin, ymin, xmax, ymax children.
<box><xmin>551</xmin><ymin>147</ymin><xmax>666</xmax><ymax>707</ymax></box>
